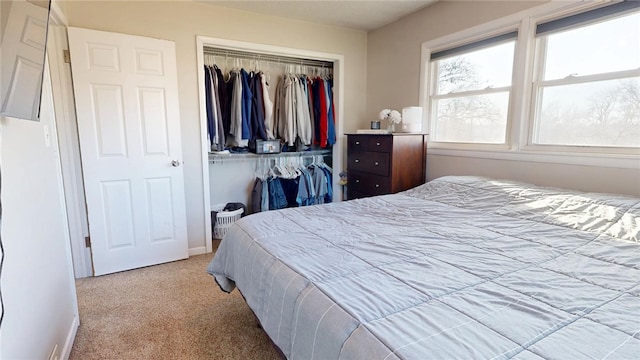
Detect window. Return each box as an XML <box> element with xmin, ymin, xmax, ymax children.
<box><xmin>429</xmin><ymin>33</ymin><xmax>516</xmax><ymax>144</ymax></box>
<box><xmin>423</xmin><ymin>0</ymin><xmax>640</xmax><ymax>157</ymax></box>
<box><xmin>532</xmin><ymin>3</ymin><xmax>640</xmax><ymax>148</ymax></box>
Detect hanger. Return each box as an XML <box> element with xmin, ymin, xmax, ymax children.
<box><xmin>322</xmin><ymin>156</ymin><xmax>332</xmax><ymax>172</ymax></box>
<box><xmin>290</xmin><ymin>157</ymin><xmax>302</xmax><ymax>177</ymax></box>
<box><xmin>272</xmin><ymin>158</ymin><xmax>290</xmax><ymax>179</ymax></box>
<box><xmin>263</xmin><ymin>59</ymin><xmax>271</xmax><ymax>82</ymax></box>
<box><xmin>283</xmin><ymin>157</ymin><xmax>298</xmax><ymax>178</ymax></box>
<box><xmin>255</xmin><ymin>157</ymin><xmax>268</xmax><ymax>180</ymax></box>
<box><xmin>266</xmin><ymin>158</ymin><xmax>275</xmax><ymax>178</ymax></box>
<box><xmin>254</xmin><ymin>158</ymin><xmax>259</xmax><ymax>179</ymax></box>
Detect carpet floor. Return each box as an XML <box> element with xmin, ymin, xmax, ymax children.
<box><xmin>69</xmin><ymin>249</ymin><xmax>280</xmax><ymax>359</ymax></box>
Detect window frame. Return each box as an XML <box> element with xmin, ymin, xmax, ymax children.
<box><xmin>424</xmin><ymin>26</ymin><xmax>521</xmax><ymax>150</ymax></box>
<box><xmin>527</xmin><ymin>6</ymin><xmax>640</xmax><ymax>153</ymax></box>
<box><xmin>419</xmin><ymin>1</ymin><xmax>640</xmax><ymax>168</ymax></box>
<box><xmin>429</xmin><ymin>34</ymin><xmax>517</xmax><ymax>145</ymax></box>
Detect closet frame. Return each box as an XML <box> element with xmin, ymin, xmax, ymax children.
<box><xmin>196</xmin><ymin>36</ymin><xmax>345</xmax><ymax>253</ymax></box>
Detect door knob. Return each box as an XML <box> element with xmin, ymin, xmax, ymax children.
<box><xmin>171</xmin><ymin>160</ymin><xmax>180</xmax><ymax>167</ymax></box>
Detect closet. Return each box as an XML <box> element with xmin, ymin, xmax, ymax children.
<box><xmin>197</xmin><ymin>37</ymin><xmax>344</xmax><ymax>244</ymax></box>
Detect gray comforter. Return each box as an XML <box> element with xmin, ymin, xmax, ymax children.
<box><xmin>207</xmin><ymin>176</ymin><xmax>640</xmax><ymax>359</ymax></box>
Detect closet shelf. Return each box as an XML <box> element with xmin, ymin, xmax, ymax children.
<box><xmin>203</xmin><ymin>46</ymin><xmax>333</xmax><ymax>69</ymax></box>
<box><xmin>208</xmin><ymin>149</ymin><xmax>331</xmax><ymax>163</ymax></box>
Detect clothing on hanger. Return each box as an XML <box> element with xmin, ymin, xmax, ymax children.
<box><xmin>213</xmin><ymin>65</ymin><xmax>231</xmax><ymax>139</ymax></box>
<box><xmin>251</xmin><ymin>155</ymin><xmax>332</xmax><ymax>212</ymax></box>
<box><xmin>260</xmin><ymin>72</ymin><xmax>275</xmax><ymax>140</ymax></box>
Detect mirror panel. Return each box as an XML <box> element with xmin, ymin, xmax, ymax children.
<box><xmin>1</xmin><ymin>0</ymin><xmax>51</xmax><ymax>121</ymax></box>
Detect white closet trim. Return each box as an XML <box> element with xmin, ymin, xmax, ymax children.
<box><xmin>196</xmin><ymin>36</ymin><xmax>345</xmax><ymax>254</ymax></box>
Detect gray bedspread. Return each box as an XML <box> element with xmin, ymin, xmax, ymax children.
<box><xmin>207</xmin><ymin>176</ymin><xmax>640</xmax><ymax>359</ymax></box>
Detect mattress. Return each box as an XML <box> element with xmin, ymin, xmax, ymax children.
<box><xmin>207</xmin><ymin>176</ymin><xmax>640</xmax><ymax>359</ymax></box>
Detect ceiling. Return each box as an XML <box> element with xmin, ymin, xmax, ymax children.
<box><xmin>196</xmin><ymin>0</ymin><xmax>438</xmax><ymax>31</ymax></box>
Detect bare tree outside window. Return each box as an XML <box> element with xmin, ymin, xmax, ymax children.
<box><xmin>536</xmin><ymin>78</ymin><xmax>640</xmax><ymax>147</ymax></box>
<box><xmin>533</xmin><ymin>11</ymin><xmax>640</xmax><ymax>149</ymax></box>
<box><xmin>431</xmin><ymin>42</ymin><xmax>514</xmax><ymax>143</ymax></box>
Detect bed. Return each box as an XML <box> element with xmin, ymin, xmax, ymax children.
<box><xmin>207</xmin><ymin>176</ymin><xmax>640</xmax><ymax>359</ymax></box>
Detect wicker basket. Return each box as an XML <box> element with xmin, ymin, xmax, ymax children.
<box><xmin>211</xmin><ymin>204</ymin><xmax>244</xmax><ymax>239</ymax></box>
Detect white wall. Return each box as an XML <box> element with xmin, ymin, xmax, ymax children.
<box><xmin>0</xmin><ymin>64</ymin><xmax>79</xmax><ymax>359</ymax></box>
<box><xmin>62</xmin><ymin>0</ymin><xmax>368</xmax><ymax>252</ymax></box>
<box><xmin>366</xmin><ymin>1</ymin><xmax>640</xmax><ymax>196</ymax></box>
<box><xmin>428</xmin><ymin>155</ymin><xmax>640</xmax><ymax>196</ymax></box>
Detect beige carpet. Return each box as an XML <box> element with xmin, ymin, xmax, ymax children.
<box><xmin>70</xmin><ymin>249</ymin><xmax>280</xmax><ymax>359</ymax></box>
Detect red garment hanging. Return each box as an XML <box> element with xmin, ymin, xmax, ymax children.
<box><xmin>318</xmin><ymin>78</ymin><xmax>328</xmax><ymax>148</ymax></box>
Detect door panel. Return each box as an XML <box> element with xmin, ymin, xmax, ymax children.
<box><xmin>135</xmin><ymin>49</ymin><xmax>164</xmax><ymax>75</ymax></box>
<box><xmin>86</xmin><ymin>43</ymin><xmax>120</xmax><ymax>71</ymax></box>
<box><xmin>138</xmin><ymin>87</ymin><xmax>169</xmax><ymax>155</ymax></box>
<box><xmin>68</xmin><ymin>27</ymin><xmax>188</xmax><ymax>276</ymax></box>
<box><xmin>101</xmin><ymin>180</ymin><xmax>136</xmax><ymax>249</ymax></box>
<box><xmin>145</xmin><ymin>177</ymin><xmax>175</xmax><ymax>242</ymax></box>
<box><xmin>91</xmin><ymin>84</ymin><xmax>127</xmax><ymax>157</ymax></box>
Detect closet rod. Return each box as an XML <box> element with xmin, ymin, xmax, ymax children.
<box><xmin>203</xmin><ymin>46</ymin><xmax>333</xmax><ymax>69</ymax></box>
<box><xmin>208</xmin><ymin>149</ymin><xmax>331</xmax><ymax>164</ymax></box>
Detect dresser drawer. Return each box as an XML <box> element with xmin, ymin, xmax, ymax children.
<box><xmin>348</xmin><ymin>136</ymin><xmax>369</xmax><ymax>152</ymax></box>
<box><xmin>348</xmin><ymin>151</ymin><xmax>390</xmax><ymax>176</ymax></box>
<box><xmin>348</xmin><ymin>135</ymin><xmax>392</xmax><ymax>153</ymax></box>
<box><xmin>349</xmin><ymin>170</ymin><xmax>390</xmax><ymax>195</ymax></box>
<box><xmin>367</xmin><ymin>136</ymin><xmax>392</xmax><ymax>152</ymax></box>
<box><xmin>347</xmin><ymin>188</ymin><xmax>371</xmax><ymax>200</ymax></box>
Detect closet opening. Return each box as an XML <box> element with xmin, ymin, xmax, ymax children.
<box><xmin>196</xmin><ymin>37</ymin><xmax>345</xmax><ymax>252</ymax></box>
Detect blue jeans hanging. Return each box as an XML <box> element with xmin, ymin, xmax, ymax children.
<box><xmin>268</xmin><ymin>177</ymin><xmax>288</xmax><ymax>210</ymax></box>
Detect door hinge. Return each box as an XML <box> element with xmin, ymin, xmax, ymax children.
<box><xmin>63</xmin><ymin>49</ymin><xmax>71</xmax><ymax>63</ymax></box>
<box><xmin>85</xmin><ymin>236</ymin><xmax>91</xmax><ymax>248</ymax></box>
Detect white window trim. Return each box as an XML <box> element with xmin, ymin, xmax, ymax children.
<box><xmin>419</xmin><ymin>0</ymin><xmax>640</xmax><ymax>169</ymax></box>
<box><xmin>432</xmin><ymin>85</ymin><xmax>512</xmax><ymax>100</ymax></box>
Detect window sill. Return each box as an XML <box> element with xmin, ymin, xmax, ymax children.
<box><xmin>427</xmin><ymin>144</ymin><xmax>640</xmax><ymax>170</ymax></box>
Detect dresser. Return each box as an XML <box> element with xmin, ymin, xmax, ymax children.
<box><xmin>347</xmin><ymin>133</ymin><xmax>426</xmax><ymax>199</ymax></box>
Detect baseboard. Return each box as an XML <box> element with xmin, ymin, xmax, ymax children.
<box><xmin>61</xmin><ymin>315</ymin><xmax>79</xmax><ymax>360</ymax></box>
<box><xmin>189</xmin><ymin>246</ymin><xmax>207</xmax><ymax>256</ymax></box>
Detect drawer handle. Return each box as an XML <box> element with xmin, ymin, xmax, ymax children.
<box><xmin>354</xmin><ymin>159</ymin><xmax>360</xmax><ymax>163</ymax></box>
<box><xmin>355</xmin><ymin>141</ymin><xmax>360</xmax><ymax>145</ymax></box>
<box><xmin>355</xmin><ymin>180</ymin><xmax>360</xmax><ymax>183</ymax></box>
<box><xmin>376</xmin><ymin>142</ymin><xmax>381</xmax><ymax>146</ymax></box>
<box><xmin>375</xmin><ymin>184</ymin><xmax>380</xmax><ymax>188</ymax></box>
<box><xmin>374</xmin><ymin>162</ymin><xmax>379</xmax><ymax>166</ymax></box>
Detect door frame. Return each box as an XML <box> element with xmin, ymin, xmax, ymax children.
<box><xmin>47</xmin><ymin>3</ymin><xmax>94</xmax><ymax>278</ymax></box>
<box><xmin>195</xmin><ymin>36</ymin><xmax>345</xmax><ymax>253</ymax></box>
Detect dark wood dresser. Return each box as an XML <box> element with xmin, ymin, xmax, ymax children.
<box><xmin>347</xmin><ymin>133</ymin><xmax>426</xmax><ymax>199</ymax></box>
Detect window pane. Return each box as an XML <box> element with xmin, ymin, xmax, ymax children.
<box><xmin>534</xmin><ymin>78</ymin><xmax>640</xmax><ymax>147</ymax></box>
<box><xmin>542</xmin><ymin>12</ymin><xmax>640</xmax><ymax>80</ymax></box>
<box><xmin>435</xmin><ymin>42</ymin><xmax>515</xmax><ymax>94</ymax></box>
<box><xmin>432</xmin><ymin>92</ymin><xmax>509</xmax><ymax>143</ymax></box>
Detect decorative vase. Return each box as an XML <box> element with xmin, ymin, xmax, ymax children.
<box><xmin>387</xmin><ymin>123</ymin><xmax>395</xmax><ymax>133</ymax></box>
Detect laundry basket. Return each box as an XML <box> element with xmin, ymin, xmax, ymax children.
<box><xmin>211</xmin><ymin>204</ymin><xmax>244</xmax><ymax>239</ymax></box>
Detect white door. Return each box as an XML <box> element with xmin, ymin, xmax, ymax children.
<box><xmin>67</xmin><ymin>27</ymin><xmax>188</xmax><ymax>276</ymax></box>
